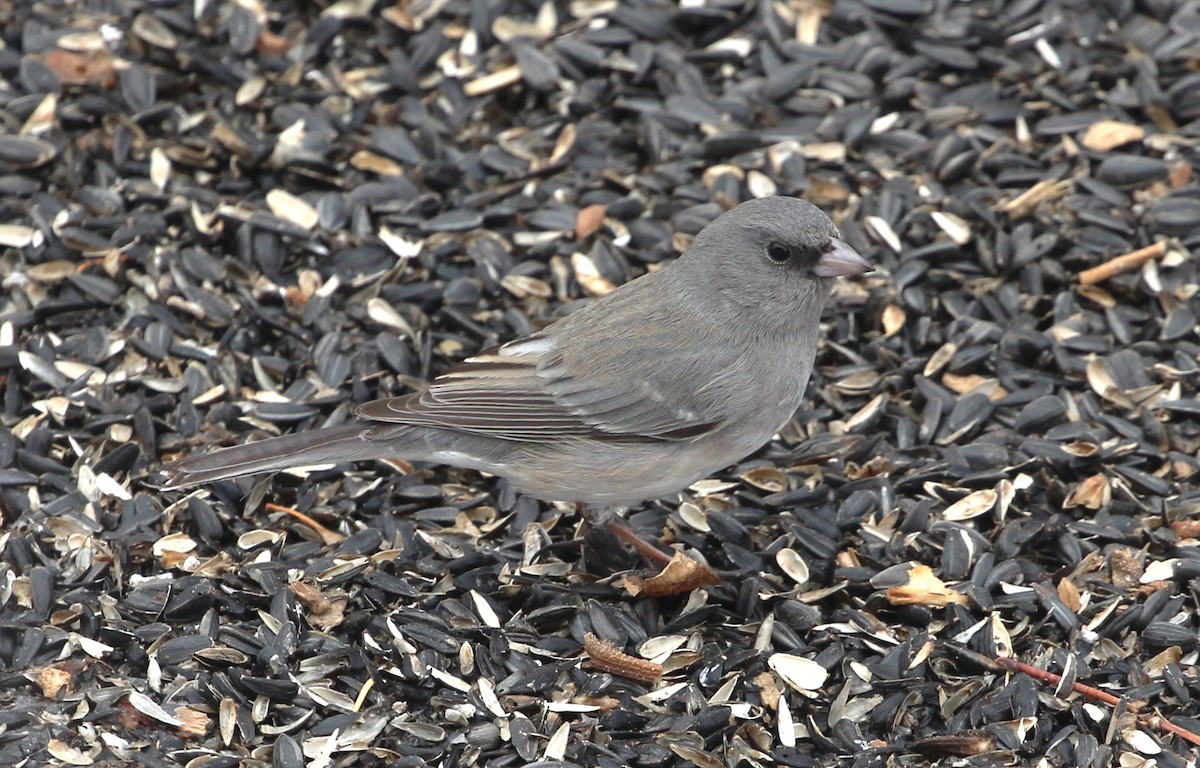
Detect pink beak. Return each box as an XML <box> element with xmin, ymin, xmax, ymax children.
<box><xmin>813</xmin><ymin>239</ymin><xmax>871</xmax><ymax>277</ymax></box>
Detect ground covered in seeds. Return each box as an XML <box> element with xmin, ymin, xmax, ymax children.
<box><xmin>2</xmin><ymin>0</ymin><xmax>1200</xmax><ymax>765</ymax></box>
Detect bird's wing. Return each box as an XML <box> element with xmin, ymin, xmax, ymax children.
<box><xmin>356</xmin><ymin>320</ymin><xmax>734</xmax><ymax>443</ymax></box>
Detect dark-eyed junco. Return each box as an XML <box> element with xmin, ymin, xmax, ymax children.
<box><xmin>164</xmin><ymin>197</ymin><xmax>869</xmax><ymax>561</ymax></box>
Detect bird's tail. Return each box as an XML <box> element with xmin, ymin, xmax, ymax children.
<box><xmin>161</xmin><ymin>423</ymin><xmax>408</xmax><ymax>489</ymax></box>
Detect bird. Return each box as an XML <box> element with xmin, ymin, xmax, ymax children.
<box><xmin>163</xmin><ymin>196</ymin><xmax>870</xmax><ymax>567</ymax></box>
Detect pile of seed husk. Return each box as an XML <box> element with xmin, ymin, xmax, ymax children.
<box><xmin>2</xmin><ymin>0</ymin><xmax>1200</xmax><ymax>765</ymax></box>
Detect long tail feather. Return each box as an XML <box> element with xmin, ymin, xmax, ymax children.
<box><xmin>162</xmin><ymin>423</ymin><xmax>406</xmax><ymax>489</ymax></box>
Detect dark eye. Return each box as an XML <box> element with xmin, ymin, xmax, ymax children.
<box><xmin>766</xmin><ymin>241</ymin><xmax>792</xmax><ymax>263</ymax></box>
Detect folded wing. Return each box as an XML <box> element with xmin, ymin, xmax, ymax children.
<box><xmin>356</xmin><ymin>322</ymin><xmax>732</xmax><ymax>443</ymax></box>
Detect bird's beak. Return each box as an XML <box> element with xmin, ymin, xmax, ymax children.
<box><xmin>812</xmin><ymin>239</ymin><xmax>871</xmax><ymax>277</ymax></box>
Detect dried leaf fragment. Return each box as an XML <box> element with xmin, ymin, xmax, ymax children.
<box><xmin>291</xmin><ymin>581</ymin><xmax>348</xmax><ymax>631</ymax></box>
<box><xmin>575</xmin><ymin>203</ymin><xmax>606</xmax><ymax>239</ymax></box>
<box><xmin>942</xmin><ymin>373</ymin><xmax>1006</xmax><ymax>398</ymax></box>
<box><xmin>753</xmin><ymin>669</ymin><xmax>782</xmax><ymax>709</ymax></box>
<box><xmin>1110</xmin><ymin>547</ymin><xmax>1143</xmax><ymax>590</ymax></box>
<box><xmin>1063</xmin><ymin>473</ymin><xmax>1110</xmax><ymax>510</ymax></box>
<box><xmin>174</xmin><ymin>706</ymin><xmax>211</xmax><ymax>739</ymax></box>
<box><xmin>1170</xmin><ymin>519</ymin><xmax>1200</xmax><ymax>539</ymax></box>
<box><xmin>1057</xmin><ymin>578</ymin><xmax>1081</xmax><ymax>612</ymax></box>
<box><xmin>37</xmin><ymin>664</ymin><xmax>76</xmax><ymax>699</ymax></box>
<box><xmin>43</xmin><ymin>48</ymin><xmax>118</xmax><ymax>87</ymax></box>
<box><xmin>623</xmin><ymin>552</ymin><xmax>720</xmax><ymax>597</ymax></box>
<box><xmin>1081</xmin><ymin>120</ymin><xmax>1144</xmax><ymax>152</ymax></box>
<box><xmin>886</xmin><ymin>563</ymin><xmax>967</xmax><ymax>607</ymax></box>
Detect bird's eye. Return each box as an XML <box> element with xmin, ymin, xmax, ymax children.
<box><xmin>766</xmin><ymin>241</ymin><xmax>792</xmax><ymax>263</ymax></box>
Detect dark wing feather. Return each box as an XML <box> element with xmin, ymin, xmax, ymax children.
<box><xmin>356</xmin><ymin>340</ymin><xmax>593</xmax><ymax>441</ymax></box>
<box><xmin>356</xmin><ymin>295</ymin><xmax>733</xmax><ymax>443</ymax></box>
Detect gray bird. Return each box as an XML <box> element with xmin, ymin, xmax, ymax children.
<box><xmin>163</xmin><ymin>197</ymin><xmax>869</xmax><ymax>559</ymax></box>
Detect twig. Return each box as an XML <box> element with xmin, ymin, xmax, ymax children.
<box><xmin>994</xmin><ymin>656</ymin><xmax>1121</xmax><ymax>706</ymax></box>
<box><xmin>996</xmin><ymin>656</ymin><xmax>1200</xmax><ymax>748</ymax></box>
<box><xmin>997</xmin><ymin>178</ymin><xmax>1072</xmax><ymax>218</ymax></box>
<box><xmin>1143</xmin><ymin>715</ymin><xmax>1200</xmax><ymax>748</ymax></box>
<box><xmin>1078</xmin><ymin>241</ymin><xmax>1167</xmax><ymax>285</ymax></box>
<box><xmin>265</xmin><ymin>502</ymin><xmax>345</xmax><ymax>545</ymax></box>
<box><xmin>352</xmin><ymin>676</ymin><xmax>374</xmax><ymax>712</ymax></box>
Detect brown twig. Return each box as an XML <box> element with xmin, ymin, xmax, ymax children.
<box><xmin>996</xmin><ymin>656</ymin><xmax>1200</xmax><ymax>747</ymax></box>
<box><xmin>265</xmin><ymin>502</ymin><xmax>345</xmax><ymax>545</ymax></box>
<box><xmin>995</xmin><ymin>656</ymin><xmax>1121</xmax><ymax>706</ymax></box>
<box><xmin>1143</xmin><ymin>715</ymin><xmax>1200</xmax><ymax>748</ymax></box>
<box><xmin>1078</xmin><ymin>241</ymin><xmax>1167</xmax><ymax>285</ymax></box>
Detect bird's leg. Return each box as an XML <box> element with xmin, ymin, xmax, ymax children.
<box><xmin>606</xmin><ymin>515</ymin><xmax>676</xmax><ymax>566</ymax></box>
<box><xmin>579</xmin><ymin>504</ymin><xmax>674</xmax><ymax>565</ymax></box>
